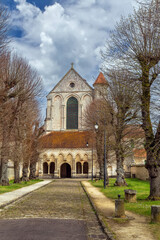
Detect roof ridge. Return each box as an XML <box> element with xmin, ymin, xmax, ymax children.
<box><xmin>47</xmin><ymin>66</ymin><xmax>93</xmax><ymax>96</ymax></box>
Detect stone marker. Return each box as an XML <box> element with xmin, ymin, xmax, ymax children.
<box><xmin>151</xmin><ymin>205</ymin><xmax>160</xmax><ymax>223</ymax></box>
<box><xmin>115</xmin><ymin>198</ymin><xmax>125</xmax><ymax>218</ymax></box>
<box><xmin>124</xmin><ymin>189</ymin><xmax>137</xmax><ymax>203</ymax></box>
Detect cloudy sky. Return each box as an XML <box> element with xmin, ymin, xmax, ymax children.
<box><xmin>2</xmin><ymin>0</ymin><xmax>137</xmax><ymax>117</ymax></box>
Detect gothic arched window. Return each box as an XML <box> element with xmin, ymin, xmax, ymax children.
<box><xmin>67</xmin><ymin>97</ymin><xmax>78</xmax><ymax>129</ymax></box>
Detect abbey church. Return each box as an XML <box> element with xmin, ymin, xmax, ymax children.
<box><xmin>38</xmin><ymin>64</ymin><xmax>111</xmax><ymax>178</ymax></box>
<box><xmin>38</xmin><ymin>64</ymin><xmax>148</xmax><ymax>180</ymax></box>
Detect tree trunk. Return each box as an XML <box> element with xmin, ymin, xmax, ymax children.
<box><xmin>14</xmin><ymin>161</ymin><xmax>20</xmax><ymax>183</ymax></box>
<box><xmin>99</xmin><ymin>162</ymin><xmax>104</xmax><ymax>180</ymax></box>
<box><xmin>22</xmin><ymin>166</ymin><xmax>29</xmax><ymax>181</ymax></box>
<box><xmin>105</xmin><ymin>161</ymin><xmax>109</xmax><ymax>186</ymax></box>
<box><xmin>114</xmin><ymin>148</ymin><xmax>127</xmax><ymax>186</ymax></box>
<box><xmin>29</xmin><ymin>162</ymin><xmax>37</xmax><ymax>179</ymax></box>
<box><xmin>0</xmin><ymin>129</ymin><xmax>9</xmax><ymax>186</ymax></box>
<box><xmin>146</xmin><ymin>161</ymin><xmax>160</xmax><ymax>200</ymax></box>
<box><xmin>1</xmin><ymin>158</ymin><xmax>9</xmax><ymax>186</ymax></box>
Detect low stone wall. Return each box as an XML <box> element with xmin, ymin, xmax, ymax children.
<box><xmin>131</xmin><ymin>164</ymin><xmax>149</xmax><ymax>181</ymax></box>
<box><xmin>7</xmin><ymin>161</ymin><xmax>24</xmax><ymax>180</ymax></box>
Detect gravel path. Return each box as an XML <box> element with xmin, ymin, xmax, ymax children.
<box><xmin>82</xmin><ymin>181</ymin><xmax>155</xmax><ymax>240</ymax></box>
<box><xmin>0</xmin><ymin>179</ymin><xmax>108</xmax><ymax>240</ymax></box>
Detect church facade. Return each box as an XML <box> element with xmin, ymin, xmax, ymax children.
<box><xmin>38</xmin><ymin>64</ymin><xmax>113</xmax><ymax>178</ymax></box>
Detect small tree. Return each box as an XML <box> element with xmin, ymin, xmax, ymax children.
<box><xmin>84</xmin><ymin>99</ymin><xmax>114</xmax><ymax>183</ymax></box>
<box><xmin>29</xmin><ymin>121</ymin><xmax>44</xmax><ymax>180</ymax></box>
<box><xmin>104</xmin><ymin>68</ymin><xmax>139</xmax><ymax>186</ymax></box>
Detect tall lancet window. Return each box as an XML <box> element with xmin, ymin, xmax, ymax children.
<box><xmin>67</xmin><ymin>97</ymin><xmax>78</xmax><ymax>129</ymax></box>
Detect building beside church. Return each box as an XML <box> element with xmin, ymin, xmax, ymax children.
<box><xmin>38</xmin><ymin>64</ymin><xmax>112</xmax><ymax>178</ymax></box>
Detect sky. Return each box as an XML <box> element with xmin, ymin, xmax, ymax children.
<box><xmin>1</xmin><ymin>0</ymin><xmax>137</xmax><ymax>118</ymax></box>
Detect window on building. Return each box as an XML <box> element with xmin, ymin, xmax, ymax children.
<box><xmin>83</xmin><ymin>162</ymin><xmax>88</xmax><ymax>174</ymax></box>
<box><xmin>50</xmin><ymin>162</ymin><xmax>55</xmax><ymax>174</ymax></box>
<box><xmin>76</xmin><ymin>162</ymin><xmax>82</xmax><ymax>174</ymax></box>
<box><xmin>43</xmin><ymin>162</ymin><xmax>48</xmax><ymax>174</ymax></box>
<box><xmin>67</xmin><ymin>97</ymin><xmax>78</xmax><ymax>129</ymax></box>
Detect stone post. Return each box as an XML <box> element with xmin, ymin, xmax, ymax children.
<box><xmin>124</xmin><ymin>189</ymin><xmax>137</xmax><ymax>203</ymax></box>
<box><xmin>151</xmin><ymin>205</ymin><xmax>160</xmax><ymax>223</ymax></box>
<box><xmin>115</xmin><ymin>197</ymin><xmax>125</xmax><ymax>218</ymax></box>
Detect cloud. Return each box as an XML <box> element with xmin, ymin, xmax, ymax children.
<box><xmin>9</xmin><ymin>0</ymin><xmax>137</xmax><ymax>98</ymax></box>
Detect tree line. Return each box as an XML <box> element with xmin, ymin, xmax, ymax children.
<box><xmin>85</xmin><ymin>0</ymin><xmax>160</xmax><ymax>200</ymax></box>
<box><xmin>0</xmin><ymin>5</ymin><xmax>43</xmax><ymax>185</ymax></box>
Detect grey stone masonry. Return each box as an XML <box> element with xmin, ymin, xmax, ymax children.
<box><xmin>151</xmin><ymin>205</ymin><xmax>160</xmax><ymax>223</ymax></box>
<box><xmin>115</xmin><ymin>199</ymin><xmax>125</xmax><ymax>218</ymax></box>
<box><xmin>124</xmin><ymin>189</ymin><xmax>137</xmax><ymax>203</ymax></box>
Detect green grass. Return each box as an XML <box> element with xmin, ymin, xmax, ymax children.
<box><xmin>90</xmin><ymin>178</ymin><xmax>160</xmax><ymax>217</ymax></box>
<box><xmin>0</xmin><ymin>179</ymin><xmax>43</xmax><ymax>194</ymax></box>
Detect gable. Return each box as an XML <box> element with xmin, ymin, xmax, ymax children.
<box><xmin>48</xmin><ymin>68</ymin><xmax>93</xmax><ymax>95</ymax></box>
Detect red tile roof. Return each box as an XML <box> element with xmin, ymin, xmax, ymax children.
<box><xmin>38</xmin><ymin>131</ymin><xmax>95</xmax><ymax>149</ymax></box>
<box><xmin>123</xmin><ymin>125</ymin><xmax>145</xmax><ymax>139</ymax></box>
<box><xmin>93</xmin><ymin>72</ymin><xmax>108</xmax><ymax>85</ymax></box>
<box><xmin>133</xmin><ymin>149</ymin><xmax>146</xmax><ymax>158</ymax></box>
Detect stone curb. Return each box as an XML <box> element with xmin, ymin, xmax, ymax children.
<box><xmin>81</xmin><ymin>181</ymin><xmax>115</xmax><ymax>240</ymax></box>
<box><xmin>0</xmin><ymin>180</ymin><xmax>53</xmax><ymax>209</ymax></box>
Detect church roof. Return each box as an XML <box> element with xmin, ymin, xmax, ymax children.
<box><xmin>39</xmin><ymin>131</ymin><xmax>95</xmax><ymax>149</ymax></box>
<box><xmin>133</xmin><ymin>149</ymin><xmax>146</xmax><ymax>158</ymax></box>
<box><xmin>93</xmin><ymin>72</ymin><xmax>108</xmax><ymax>86</ymax></box>
<box><xmin>48</xmin><ymin>65</ymin><xmax>93</xmax><ymax>96</ymax></box>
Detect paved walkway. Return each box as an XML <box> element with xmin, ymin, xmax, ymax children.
<box><xmin>0</xmin><ymin>179</ymin><xmax>108</xmax><ymax>240</ymax></box>
<box><xmin>0</xmin><ymin>179</ymin><xmax>155</xmax><ymax>240</ymax></box>
<box><xmin>0</xmin><ymin>180</ymin><xmax>52</xmax><ymax>208</ymax></box>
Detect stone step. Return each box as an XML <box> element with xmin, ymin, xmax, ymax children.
<box><xmin>40</xmin><ymin>174</ymin><xmax>54</xmax><ymax>179</ymax></box>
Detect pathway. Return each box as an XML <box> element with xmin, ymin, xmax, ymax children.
<box><xmin>0</xmin><ymin>179</ymin><xmax>107</xmax><ymax>240</ymax></box>
<box><xmin>82</xmin><ymin>181</ymin><xmax>155</xmax><ymax>240</ymax></box>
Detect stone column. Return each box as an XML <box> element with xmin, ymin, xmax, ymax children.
<box><xmin>61</xmin><ymin>105</ymin><xmax>65</xmax><ymax>130</ymax></box>
<box><xmin>82</xmin><ymin>162</ymin><xmax>84</xmax><ymax>174</ymax></box>
<box><xmin>88</xmin><ymin>158</ymin><xmax>92</xmax><ymax>178</ymax></box>
<box><xmin>54</xmin><ymin>158</ymin><xmax>59</xmax><ymax>178</ymax></box>
<box><xmin>48</xmin><ymin>162</ymin><xmax>50</xmax><ymax>174</ymax></box>
<box><xmin>79</xmin><ymin>104</ymin><xmax>83</xmax><ymax>129</ymax></box>
<box><xmin>72</xmin><ymin>159</ymin><xmax>76</xmax><ymax>178</ymax></box>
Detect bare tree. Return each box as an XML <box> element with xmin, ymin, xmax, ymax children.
<box><xmin>0</xmin><ymin>5</ymin><xmax>9</xmax><ymax>54</ymax></box>
<box><xmin>84</xmin><ymin>99</ymin><xmax>114</xmax><ymax>183</ymax></box>
<box><xmin>104</xmin><ymin>68</ymin><xmax>139</xmax><ymax>186</ymax></box>
<box><xmin>0</xmin><ymin>53</ymin><xmax>42</xmax><ymax>185</ymax></box>
<box><xmin>102</xmin><ymin>0</ymin><xmax>160</xmax><ymax>199</ymax></box>
<box><xmin>29</xmin><ymin>121</ymin><xmax>44</xmax><ymax>180</ymax></box>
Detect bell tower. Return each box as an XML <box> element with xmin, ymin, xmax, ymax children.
<box><xmin>93</xmin><ymin>72</ymin><xmax>108</xmax><ymax>99</ymax></box>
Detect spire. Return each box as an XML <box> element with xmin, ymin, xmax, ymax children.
<box><xmin>71</xmin><ymin>62</ymin><xmax>74</xmax><ymax>69</ymax></box>
<box><xmin>93</xmin><ymin>72</ymin><xmax>108</xmax><ymax>86</ymax></box>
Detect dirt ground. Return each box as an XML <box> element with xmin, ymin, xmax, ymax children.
<box><xmin>82</xmin><ymin>181</ymin><xmax>156</xmax><ymax>240</ymax></box>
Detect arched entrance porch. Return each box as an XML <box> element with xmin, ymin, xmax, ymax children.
<box><xmin>61</xmin><ymin>163</ymin><xmax>71</xmax><ymax>178</ymax></box>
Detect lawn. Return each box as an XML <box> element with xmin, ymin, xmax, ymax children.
<box><xmin>90</xmin><ymin>178</ymin><xmax>160</xmax><ymax>217</ymax></box>
<box><xmin>0</xmin><ymin>179</ymin><xmax>43</xmax><ymax>194</ymax></box>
